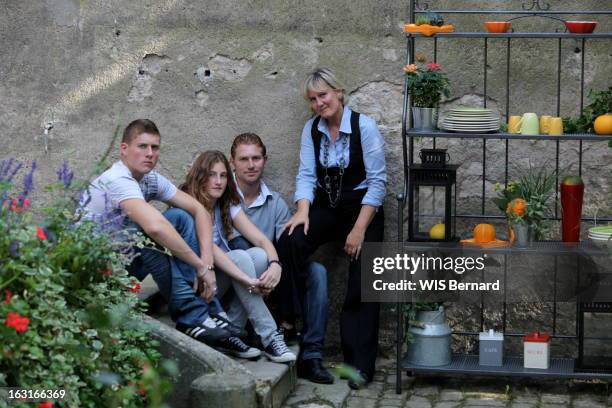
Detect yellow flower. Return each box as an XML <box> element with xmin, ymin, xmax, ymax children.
<box><xmin>403</xmin><ymin>64</ymin><xmax>418</xmax><ymax>74</ymax></box>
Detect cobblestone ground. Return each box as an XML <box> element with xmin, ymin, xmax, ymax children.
<box><xmin>282</xmin><ymin>359</ymin><xmax>612</xmax><ymax>408</ymax></box>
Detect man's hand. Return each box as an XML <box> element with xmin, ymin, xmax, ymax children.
<box><xmin>258</xmin><ymin>263</ymin><xmax>281</xmax><ymax>290</ymax></box>
<box><xmin>344</xmin><ymin>225</ymin><xmax>366</xmax><ymax>261</ymax></box>
<box><xmin>195</xmin><ymin>265</ymin><xmax>217</xmax><ymax>302</ymax></box>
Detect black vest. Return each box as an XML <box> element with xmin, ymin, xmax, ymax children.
<box><xmin>311</xmin><ymin>111</ymin><xmax>367</xmax><ymax>194</ymax></box>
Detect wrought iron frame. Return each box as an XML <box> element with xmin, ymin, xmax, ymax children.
<box><xmin>396</xmin><ymin>0</ymin><xmax>612</xmax><ymax>394</ymax></box>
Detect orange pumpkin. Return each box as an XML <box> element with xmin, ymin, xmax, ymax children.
<box><xmin>594</xmin><ymin>113</ymin><xmax>612</xmax><ymax>135</ymax></box>
<box><xmin>507</xmin><ymin>198</ymin><xmax>527</xmax><ymax>217</ymax></box>
<box><xmin>474</xmin><ymin>223</ymin><xmax>496</xmax><ymax>243</ymax></box>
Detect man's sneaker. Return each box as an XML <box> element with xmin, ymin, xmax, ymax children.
<box><xmin>216</xmin><ymin>336</ymin><xmax>261</xmax><ymax>359</ymax></box>
<box><xmin>176</xmin><ymin>322</ymin><xmax>230</xmax><ymax>345</ymax></box>
<box><xmin>210</xmin><ymin>313</ymin><xmax>247</xmax><ymax>338</ymax></box>
<box><xmin>264</xmin><ymin>332</ymin><xmax>297</xmax><ymax>363</ymax></box>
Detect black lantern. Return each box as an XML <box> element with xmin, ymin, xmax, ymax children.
<box><xmin>408</xmin><ymin>150</ymin><xmax>458</xmax><ymax>241</ymax></box>
<box><xmin>577</xmin><ymin>302</ymin><xmax>612</xmax><ymax>372</ymax></box>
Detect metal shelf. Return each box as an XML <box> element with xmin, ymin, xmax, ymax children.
<box><xmin>406</xmin><ymin>32</ymin><xmax>612</xmax><ymax>39</ymax></box>
<box><xmin>405</xmin><ymin>129</ymin><xmax>612</xmax><ymax>141</ymax></box>
<box><xmin>401</xmin><ymin>354</ymin><xmax>612</xmax><ymax>379</ymax></box>
<box><xmin>400</xmin><ymin>240</ymin><xmax>610</xmax><ymax>256</ymax></box>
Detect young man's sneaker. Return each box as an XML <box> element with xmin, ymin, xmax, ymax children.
<box><xmin>264</xmin><ymin>332</ymin><xmax>297</xmax><ymax>363</ymax></box>
<box><xmin>210</xmin><ymin>313</ymin><xmax>247</xmax><ymax>338</ymax></box>
<box><xmin>216</xmin><ymin>336</ymin><xmax>261</xmax><ymax>359</ymax></box>
<box><xmin>176</xmin><ymin>321</ymin><xmax>230</xmax><ymax>345</ymax></box>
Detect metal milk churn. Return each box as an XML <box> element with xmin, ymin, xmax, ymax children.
<box><xmin>405</xmin><ymin>306</ymin><xmax>452</xmax><ymax>366</ymax></box>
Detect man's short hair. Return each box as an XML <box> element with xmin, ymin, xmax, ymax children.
<box><xmin>230</xmin><ymin>133</ymin><xmax>267</xmax><ymax>158</ymax></box>
<box><xmin>122</xmin><ymin>119</ymin><xmax>161</xmax><ymax>144</ymax></box>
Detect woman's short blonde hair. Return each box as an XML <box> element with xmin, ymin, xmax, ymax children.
<box><xmin>302</xmin><ymin>68</ymin><xmax>346</xmax><ymax>104</ymax></box>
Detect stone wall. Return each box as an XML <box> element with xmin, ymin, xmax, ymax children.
<box><xmin>1</xmin><ymin>0</ymin><xmax>610</xmax><ymax>355</ymax></box>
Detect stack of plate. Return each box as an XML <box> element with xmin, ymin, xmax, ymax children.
<box><xmin>588</xmin><ymin>226</ymin><xmax>612</xmax><ymax>248</ymax></box>
<box><xmin>440</xmin><ymin>108</ymin><xmax>500</xmax><ymax>133</ymax></box>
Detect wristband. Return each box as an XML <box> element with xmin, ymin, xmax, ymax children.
<box><xmin>268</xmin><ymin>260</ymin><xmax>282</xmax><ymax>268</ymax></box>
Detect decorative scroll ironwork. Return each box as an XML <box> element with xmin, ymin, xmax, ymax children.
<box><xmin>522</xmin><ymin>0</ymin><xmax>551</xmax><ymax>11</ymax></box>
<box><xmin>415</xmin><ymin>0</ymin><xmax>429</xmax><ymax>11</ymax></box>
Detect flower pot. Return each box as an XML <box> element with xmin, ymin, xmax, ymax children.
<box><xmin>512</xmin><ymin>223</ymin><xmax>531</xmax><ymax>247</ymax></box>
<box><xmin>412</xmin><ymin>107</ymin><xmax>439</xmax><ymax>131</ymax></box>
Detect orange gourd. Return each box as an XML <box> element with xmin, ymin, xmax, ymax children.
<box><xmin>594</xmin><ymin>114</ymin><xmax>612</xmax><ymax>135</ymax></box>
<box><xmin>474</xmin><ymin>224</ymin><xmax>496</xmax><ymax>243</ymax></box>
<box><xmin>507</xmin><ymin>198</ymin><xmax>527</xmax><ymax>217</ymax></box>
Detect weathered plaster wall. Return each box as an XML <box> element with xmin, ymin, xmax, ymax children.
<box><xmin>1</xmin><ymin>0</ymin><xmax>610</xmax><ymax>353</ymax></box>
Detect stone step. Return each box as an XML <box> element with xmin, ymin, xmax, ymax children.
<box><xmin>238</xmin><ymin>346</ymin><xmax>299</xmax><ymax>408</ymax></box>
<box><xmin>141</xmin><ymin>276</ymin><xmax>298</xmax><ymax>407</ymax></box>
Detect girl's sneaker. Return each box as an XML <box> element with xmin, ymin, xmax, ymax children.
<box><xmin>263</xmin><ymin>332</ymin><xmax>296</xmax><ymax>363</ymax></box>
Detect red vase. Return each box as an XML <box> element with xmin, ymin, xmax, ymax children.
<box><xmin>560</xmin><ymin>183</ymin><xmax>584</xmax><ymax>242</ymax></box>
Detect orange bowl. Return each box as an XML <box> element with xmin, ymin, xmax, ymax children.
<box><xmin>485</xmin><ymin>21</ymin><xmax>511</xmax><ymax>33</ymax></box>
<box><xmin>564</xmin><ymin>21</ymin><xmax>597</xmax><ymax>34</ymax></box>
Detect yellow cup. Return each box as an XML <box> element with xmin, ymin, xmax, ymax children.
<box><xmin>549</xmin><ymin>117</ymin><xmax>564</xmax><ymax>135</ymax></box>
<box><xmin>508</xmin><ymin>116</ymin><xmax>522</xmax><ymax>134</ymax></box>
<box><xmin>540</xmin><ymin>115</ymin><xmax>552</xmax><ymax>134</ymax></box>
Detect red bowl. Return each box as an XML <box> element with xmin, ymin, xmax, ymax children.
<box><xmin>564</xmin><ymin>21</ymin><xmax>597</xmax><ymax>34</ymax></box>
<box><xmin>485</xmin><ymin>21</ymin><xmax>511</xmax><ymax>33</ymax></box>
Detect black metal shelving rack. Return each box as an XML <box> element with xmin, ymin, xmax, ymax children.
<box><xmin>395</xmin><ymin>0</ymin><xmax>612</xmax><ymax>394</ymax></box>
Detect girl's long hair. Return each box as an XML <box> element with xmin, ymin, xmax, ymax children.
<box><xmin>179</xmin><ymin>150</ymin><xmax>240</xmax><ymax>238</ymax></box>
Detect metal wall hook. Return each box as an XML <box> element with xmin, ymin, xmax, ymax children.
<box><xmin>43</xmin><ymin>122</ymin><xmax>54</xmax><ymax>155</ymax></box>
<box><xmin>522</xmin><ymin>0</ymin><xmax>551</xmax><ymax>11</ymax></box>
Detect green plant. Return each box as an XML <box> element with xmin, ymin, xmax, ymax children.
<box><xmin>403</xmin><ymin>62</ymin><xmax>451</xmax><ymax>108</ymax></box>
<box><xmin>0</xmin><ymin>159</ymin><xmax>174</xmax><ymax>407</ymax></box>
<box><xmin>563</xmin><ymin>86</ymin><xmax>612</xmax><ymax>134</ymax></box>
<box><xmin>493</xmin><ymin>164</ymin><xmax>557</xmax><ymax>240</ymax></box>
<box><xmin>415</xmin><ymin>12</ymin><xmax>445</xmax><ymax>26</ymax></box>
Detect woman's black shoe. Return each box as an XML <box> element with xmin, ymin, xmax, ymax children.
<box><xmin>347</xmin><ymin>370</ymin><xmax>369</xmax><ymax>390</ymax></box>
<box><xmin>297</xmin><ymin>358</ymin><xmax>334</xmax><ymax>384</ymax></box>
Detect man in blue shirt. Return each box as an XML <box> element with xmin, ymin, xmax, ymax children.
<box><xmin>229</xmin><ymin>133</ymin><xmax>334</xmax><ymax>384</ymax></box>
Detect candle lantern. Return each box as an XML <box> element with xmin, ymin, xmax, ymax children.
<box><xmin>577</xmin><ymin>302</ymin><xmax>612</xmax><ymax>372</ymax></box>
<box><xmin>407</xmin><ymin>157</ymin><xmax>458</xmax><ymax>242</ymax></box>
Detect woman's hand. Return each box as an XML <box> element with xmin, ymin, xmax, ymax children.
<box><xmin>344</xmin><ymin>225</ymin><xmax>366</xmax><ymax>261</ymax></box>
<box><xmin>244</xmin><ymin>277</ymin><xmax>264</xmax><ymax>295</ymax></box>
<box><xmin>284</xmin><ymin>210</ymin><xmax>310</xmax><ymax>235</ymax></box>
<box><xmin>258</xmin><ymin>263</ymin><xmax>282</xmax><ymax>290</ymax></box>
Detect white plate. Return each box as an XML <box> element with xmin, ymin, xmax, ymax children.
<box><xmin>445</xmin><ymin>119</ymin><xmax>499</xmax><ymax>124</ymax></box>
<box><xmin>450</xmin><ymin>108</ymin><xmax>493</xmax><ymax>113</ymax></box>
<box><xmin>441</xmin><ymin>128</ymin><xmax>499</xmax><ymax>133</ymax></box>
<box><xmin>588</xmin><ymin>233</ymin><xmax>612</xmax><ymax>240</ymax></box>
<box><xmin>442</xmin><ymin>124</ymin><xmax>500</xmax><ymax>130</ymax></box>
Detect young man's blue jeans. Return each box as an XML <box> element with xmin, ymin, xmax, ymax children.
<box><xmin>129</xmin><ymin>208</ymin><xmax>222</xmax><ymax>327</ymax></box>
<box><xmin>229</xmin><ymin>236</ymin><xmax>328</xmax><ymax>360</ymax></box>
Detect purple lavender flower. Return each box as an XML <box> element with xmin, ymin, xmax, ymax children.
<box><xmin>8</xmin><ymin>240</ymin><xmax>20</xmax><ymax>258</ymax></box>
<box><xmin>21</xmin><ymin>161</ymin><xmax>37</xmax><ymax>198</ymax></box>
<box><xmin>0</xmin><ymin>159</ymin><xmax>23</xmax><ymax>183</ymax></box>
<box><xmin>56</xmin><ymin>160</ymin><xmax>74</xmax><ymax>188</ymax></box>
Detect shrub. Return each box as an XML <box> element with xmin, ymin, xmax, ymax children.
<box><xmin>0</xmin><ymin>159</ymin><xmax>174</xmax><ymax>407</ymax></box>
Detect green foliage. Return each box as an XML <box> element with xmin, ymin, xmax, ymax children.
<box><xmin>404</xmin><ymin>62</ymin><xmax>451</xmax><ymax>108</ymax></box>
<box><xmin>492</xmin><ymin>164</ymin><xmax>558</xmax><ymax>240</ymax></box>
<box><xmin>0</xmin><ymin>161</ymin><xmax>173</xmax><ymax>407</ymax></box>
<box><xmin>563</xmin><ymin>87</ymin><xmax>612</xmax><ymax>134</ymax></box>
<box><xmin>415</xmin><ymin>12</ymin><xmax>445</xmax><ymax>26</ymax></box>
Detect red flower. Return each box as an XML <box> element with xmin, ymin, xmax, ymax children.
<box><xmin>128</xmin><ymin>279</ymin><xmax>141</xmax><ymax>294</ymax></box>
<box><xmin>36</xmin><ymin>226</ymin><xmax>48</xmax><ymax>240</ymax></box>
<box><xmin>5</xmin><ymin>312</ymin><xmax>30</xmax><ymax>333</ymax></box>
<box><xmin>426</xmin><ymin>62</ymin><xmax>441</xmax><ymax>71</ymax></box>
<box><xmin>98</xmin><ymin>268</ymin><xmax>113</xmax><ymax>277</ymax></box>
<box><xmin>9</xmin><ymin>197</ymin><xmax>30</xmax><ymax>213</ymax></box>
<box><xmin>138</xmin><ymin>387</ymin><xmax>147</xmax><ymax>396</ymax></box>
<box><xmin>38</xmin><ymin>402</ymin><xmax>53</xmax><ymax>408</ymax></box>
<box><xmin>3</xmin><ymin>289</ymin><xmax>12</xmax><ymax>304</ymax></box>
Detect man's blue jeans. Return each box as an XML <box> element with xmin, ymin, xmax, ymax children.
<box><xmin>130</xmin><ymin>208</ymin><xmax>221</xmax><ymax>326</ymax></box>
<box><xmin>229</xmin><ymin>236</ymin><xmax>328</xmax><ymax>360</ymax></box>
